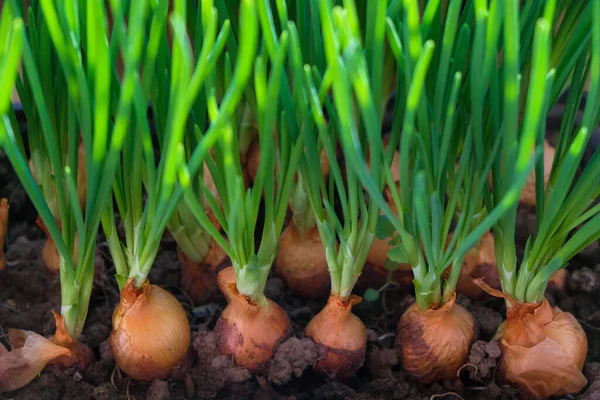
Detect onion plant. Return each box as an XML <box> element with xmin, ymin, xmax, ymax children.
<box><xmin>332</xmin><ymin>0</ymin><xmax>542</xmax><ymax>384</ymax></box>
<box><xmin>178</xmin><ymin>0</ymin><xmax>304</xmax><ymax>373</ymax></box>
<box><xmin>474</xmin><ymin>1</ymin><xmax>600</xmax><ymax>398</ymax></box>
<box><xmin>0</xmin><ymin>0</ymin><xmax>129</xmax><ymax>391</ymax></box>
<box><xmin>94</xmin><ymin>0</ymin><xmax>259</xmax><ymax>381</ymax></box>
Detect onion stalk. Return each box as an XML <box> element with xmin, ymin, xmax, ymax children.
<box><xmin>178</xmin><ymin>0</ymin><xmax>304</xmax><ymax>373</ymax></box>
<box><xmin>0</xmin><ymin>0</ymin><xmax>127</xmax><ymax>391</ymax></box>
<box><xmin>338</xmin><ymin>0</ymin><xmax>539</xmax><ymax>384</ymax></box>
<box><xmin>483</xmin><ymin>1</ymin><xmax>600</xmax><ymax>397</ymax></box>
<box><xmin>95</xmin><ymin>0</ymin><xmax>254</xmax><ymax>381</ymax></box>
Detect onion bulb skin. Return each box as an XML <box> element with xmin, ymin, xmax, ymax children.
<box><xmin>496</xmin><ymin>298</ymin><xmax>587</xmax><ymax>398</ymax></box>
<box><xmin>305</xmin><ymin>294</ymin><xmax>367</xmax><ymax>380</ymax></box>
<box><xmin>0</xmin><ymin>312</ymin><xmax>93</xmax><ymax>392</ymax></box>
<box><xmin>110</xmin><ymin>279</ymin><xmax>191</xmax><ymax>381</ymax></box>
<box><xmin>215</xmin><ymin>266</ymin><xmax>291</xmax><ymax>373</ymax></box>
<box><xmin>396</xmin><ymin>294</ymin><xmax>475</xmax><ymax>383</ymax></box>
<box><xmin>0</xmin><ymin>199</ymin><xmax>8</xmax><ymax>271</ymax></box>
<box><xmin>274</xmin><ymin>222</ymin><xmax>330</xmax><ymax>299</ymax></box>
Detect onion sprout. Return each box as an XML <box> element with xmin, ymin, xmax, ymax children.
<box><xmin>488</xmin><ymin>0</ymin><xmax>600</xmax><ymax>304</ymax></box>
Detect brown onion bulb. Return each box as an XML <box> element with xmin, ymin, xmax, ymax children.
<box><xmin>397</xmin><ymin>293</ymin><xmax>475</xmax><ymax>383</ymax></box>
<box><xmin>495</xmin><ymin>298</ymin><xmax>587</xmax><ymax>398</ymax></box>
<box><xmin>110</xmin><ymin>279</ymin><xmax>191</xmax><ymax>381</ymax></box>
<box><xmin>0</xmin><ymin>199</ymin><xmax>8</xmax><ymax>271</ymax></box>
<box><xmin>215</xmin><ymin>266</ymin><xmax>291</xmax><ymax>372</ymax></box>
<box><xmin>305</xmin><ymin>294</ymin><xmax>366</xmax><ymax>380</ymax></box>
<box><xmin>177</xmin><ymin>241</ymin><xmax>227</xmax><ymax>304</ymax></box>
<box><xmin>274</xmin><ymin>222</ymin><xmax>330</xmax><ymax>299</ymax></box>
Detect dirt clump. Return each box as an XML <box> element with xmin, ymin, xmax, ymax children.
<box><xmin>466</xmin><ymin>340</ymin><xmax>501</xmax><ymax>381</ymax></box>
<box><xmin>267</xmin><ymin>337</ymin><xmax>319</xmax><ymax>385</ymax></box>
<box><xmin>192</xmin><ymin>330</ymin><xmax>252</xmax><ymax>398</ymax></box>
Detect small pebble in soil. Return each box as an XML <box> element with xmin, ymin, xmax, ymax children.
<box><xmin>267</xmin><ymin>337</ymin><xmax>319</xmax><ymax>385</ymax></box>
<box><xmin>569</xmin><ymin>267</ymin><xmax>600</xmax><ymax>293</ymax></box>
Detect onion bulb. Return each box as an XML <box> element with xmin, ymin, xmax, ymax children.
<box><xmin>274</xmin><ymin>222</ymin><xmax>330</xmax><ymax>299</ymax></box>
<box><xmin>215</xmin><ymin>266</ymin><xmax>291</xmax><ymax>372</ymax></box>
<box><xmin>0</xmin><ymin>312</ymin><xmax>93</xmax><ymax>392</ymax></box>
<box><xmin>305</xmin><ymin>294</ymin><xmax>367</xmax><ymax>380</ymax></box>
<box><xmin>177</xmin><ymin>241</ymin><xmax>227</xmax><ymax>304</ymax></box>
<box><xmin>396</xmin><ymin>293</ymin><xmax>475</xmax><ymax>383</ymax></box>
<box><xmin>0</xmin><ymin>199</ymin><xmax>8</xmax><ymax>271</ymax></box>
<box><xmin>495</xmin><ymin>297</ymin><xmax>587</xmax><ymax>398</ymax></box>
<box><xmin>110</xmin><ymin>279</ymin><xmax>191</xmax><ymax>381</ymax></box>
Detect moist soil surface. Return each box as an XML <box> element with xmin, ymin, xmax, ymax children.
<box><xmin>3</xmin><ymin>120</ymin><xmax>600</xmax><ymax>399</ymax></box>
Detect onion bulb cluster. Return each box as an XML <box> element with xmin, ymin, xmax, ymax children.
<box><xmin>305</xmin><ymin>294</ymin><xmax>367</xmax><ymax>380</ymax></box>
<box><xmin>110</xmin><ymin>279</ymin><xmax>191</xmax><ymax>381</ymax></box>
<box><xmin>215</xmin><ymin>266</ymin><xmax>291</xmax><ymax>372</ymax></box>
<box><xmin>274</xmin><ymin>222</ymin><xmax>330</xmax><ymax>299</ymax></box>
<box><xmin>396</xmin><ymin>294</ymin><xmax>475</xmax><ymax>383</ymax></box>
<box><xmin>496</xmin><ymin>298</ymin><xmax>587</xmax><ymax>398</ymax></box>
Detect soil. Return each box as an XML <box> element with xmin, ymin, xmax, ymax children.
<box><xmin>3</xmin><ymin>106</ymin><xmax>600</xmax><ymax>399</ymax></box>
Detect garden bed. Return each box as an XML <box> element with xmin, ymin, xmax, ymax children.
<box><xmin>2</xmin><ymin>147</ymin><xmax>600</xmax><ymax>400</ymax></box>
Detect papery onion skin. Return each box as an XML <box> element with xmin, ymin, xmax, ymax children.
<box><xmin>215</xmin><ymin>266</ymin><xmax>291</xmax><ymax>373</ymax></box>
<box><xmin>274</xmin><ymin>223</ymin><xmax>330</xmax><ymax>299</ymax></box>
<box><xmin>305</xmin><ymin>294</ymin><xmax>366</xmax><ymax>380</ymax></box>
<box><xmin>110</xmin><ymin>279</ymin><xmax>191</xmax><ymax>381</ymax></box>
<box><xmin>496</xmin><ymin>298</ymin><xmax>587</xmax><ymax>398</ymax></box>
<box><xmin>397</xmin><ymin>294</ymin><xmax>476</xmax><ymax>383</ymax></box>
<box><xmin>0</xmin><ymin>312</ymin><xmax>94</xmax><ymax>392</ymax></box>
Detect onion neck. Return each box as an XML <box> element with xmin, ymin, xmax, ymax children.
<box><xmin>235</xmin><ymin>262</ymin><xmax>270</xmax><ymax>308</ymax></box>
